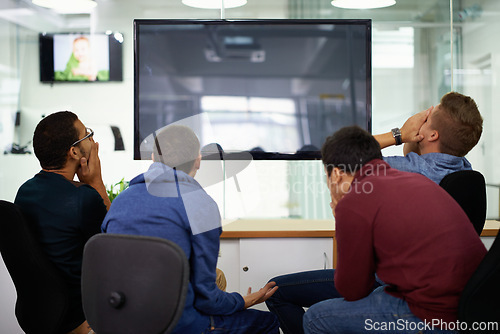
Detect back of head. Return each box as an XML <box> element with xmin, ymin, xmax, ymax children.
<box><xmin>153</xmin><ymin>125</ymin><xmax>200</xmax><ymax>174</ymax></box>
<box><xmin>432</xmin><ymin>92</ymin><xmax>483</xmax><ymax>157</ymax></box>
<box><xmin>33</xmin><ymin>111</ymin><xmax>79</xmax><ymax>170</ymax></box>
<box><xmin>322</xmin><ymin>126</ymin><xmax>382</xmax><ymax>176</ymax></box>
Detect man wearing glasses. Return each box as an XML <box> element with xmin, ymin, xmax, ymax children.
<box><xmin>15</xmin><ymin>111</ymin><xmax>109</xmax><ymax>334</ymax></box>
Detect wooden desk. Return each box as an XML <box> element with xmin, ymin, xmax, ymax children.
<box><xmin>221</xmin><ymin>219</ymin><xmax>334</xmax><ymax>238</ymax></box>
<box><xmin>481</xmin><ymin>220</ymin><xmax>500</xmax><ymax>237</ymax></box>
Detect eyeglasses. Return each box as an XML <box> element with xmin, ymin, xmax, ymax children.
<box><xmin>72</xmin><ymin>128</ymin><xmax>94</xmax><ymax>147</ymax></box>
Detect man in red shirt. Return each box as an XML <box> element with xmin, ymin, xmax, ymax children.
<box><xmin>269</xmin><ymin>126</ymin><xmax>487</xmax><ymax>334</ymax></box>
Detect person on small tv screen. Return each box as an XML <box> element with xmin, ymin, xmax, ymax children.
<box><xmin>55</xmin><ymin>36</ymin><xmax>109</xmax><ymax>82</ymax></box>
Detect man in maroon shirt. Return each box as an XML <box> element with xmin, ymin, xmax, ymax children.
<box><xmin>269</xmin><ymin>126</ymin><xmax>487</xmax><ymax>334</ymax></box>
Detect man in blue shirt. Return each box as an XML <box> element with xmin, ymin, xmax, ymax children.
<box><xmin>375</xmin><ymin>91</ymin><xmax>483</xmax><ymax>184</ymax></box>
<box><xmin>102</xmin><ymin>124</ymin><xmax>279</xmax><ymax>333</ymax></box>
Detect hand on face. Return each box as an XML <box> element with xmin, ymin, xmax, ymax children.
<box><xmin>77</xmin><ymin>140</ymin><xmax>103</xmax><ymax>185</ymax></box>
<box><xmin>400</xmin><ymin>106</ymin><xmax>432</xmax><ymax>143</ymax></box>
<box><xmin>327</xmin><ymin>169</ymin><xmax>350</xmax><ymax>218</ymax></box>
<box><xmin>329</xmin><ymin>198</ymin><xmax>338</xmax><ymax>217</ymax></box>
<box><xmin>329</xmin><ymin>184</ymin><xmax>347</xmax><ymax>218</ymax></box>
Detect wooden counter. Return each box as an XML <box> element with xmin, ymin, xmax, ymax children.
<box><xmin>221</xmin><ymin>219</ymin><xmax>499</xmax><ymax>238</ymax></box>
<box><xmin>481</xmin><ymin>220</ymin><xmax>500</xmax><ymax>237</ymax></box>
<box><xmin>220</xmin><ymin>219</ymin><xmax>335</xmax><ymax>238</ymax></box>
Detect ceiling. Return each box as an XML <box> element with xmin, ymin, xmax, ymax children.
<box><xmin>0</xmin><ymin>0</ymin><xmax>456</xmax><ymax>33</ymax></box>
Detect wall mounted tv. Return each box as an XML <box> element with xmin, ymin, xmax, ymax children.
<box><xmin>39</xmin><ymin>32</ymin><xmax>123</xmax><ymax>83</ymax></box>
<box><xmin>134</xmin><ymin>19</ymin><xmax>371</xmax><ymax>160</ymax></box>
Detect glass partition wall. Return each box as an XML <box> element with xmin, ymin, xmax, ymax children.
<box><xmin>0</xmin><ymin>0</ymin><xmax>498</xmax><ymax>220</ymax></box>
<box><xmin>225</xmin><ymin>0</ymin><xmax>500</xmax><ymax>221</ymax></box>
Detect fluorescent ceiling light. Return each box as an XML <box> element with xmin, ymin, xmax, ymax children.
<box><xmin>32</xmin><ymin>0</ymin><xmax>97</xmax><ymax>14</ymax></box>
<box><xmin>331</xmin><ymin>0</ymin><xmax>396</xmax><ymax>9</ymax></box>
<box><xmin>182</xmin><ymin>0</ymin><xmax>247</xmax><ymax>9</ymax></box>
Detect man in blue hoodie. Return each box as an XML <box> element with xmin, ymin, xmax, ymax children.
<box><xmin>102</xmin><ymin>124</ymin><xmax>279</xmax><ymax>333</ymax></box>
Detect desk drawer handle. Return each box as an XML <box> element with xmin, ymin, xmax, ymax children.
<box><xmin>242</xmin><ymin>266</ymin><xmax>249</xmax><ymax>272</ymax></box>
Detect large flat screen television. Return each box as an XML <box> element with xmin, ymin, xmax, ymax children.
<box><xmin>134</xmin><ymin>19</ymin><xmax>371</xmax><ymax>160</ymax></box>
<box><xmin>39</xmin><ymin>32</ymin><xmax>123</xmax><ymax>83</ymax></box>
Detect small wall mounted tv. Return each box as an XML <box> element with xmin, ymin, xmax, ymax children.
<box><xmin>134</xmin><ymin>19</ymin><xmax>371</xmax><ymax>160</ymax></box>
<box><xmin>39</xmin><ymin>32</ymin><xmax>123</xmax><ymax>83</ymax></box>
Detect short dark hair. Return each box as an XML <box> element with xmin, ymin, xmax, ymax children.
<box><xmin>322</xmin><ymin>126</ymin><xmax>382</xmax><ymax>177</ymax></box>
<box><xmin>153</xmin><ymin>125</ymin><xmax>200</xmax><ymax>174</ymax></box>
<box><xmin>432</xmin><ymin>91</ymin><xmax>483</xmax><ymax>157</ymax></box>
<box><xmin>33</xmin><ymin>111</ymin><xmax>79</xmax><ymax>170</ymax></box>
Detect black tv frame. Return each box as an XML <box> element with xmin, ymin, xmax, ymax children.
<box><xmin>134</xmin><ymin>19</ymin><xmax>372</xmax><ymax>160</ymax></box>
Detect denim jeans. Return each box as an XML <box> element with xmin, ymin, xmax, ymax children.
<box><xmin>265</xmin><ymin>269</ymin><xmax>340</xmax><ymax>334</ymax></box>
<box><xmin>303</xmin><ymin>286</ymin><xmax>457</xmax><ymax>334</ymax></box>
<box><xmin>202</xmin><ymin>308</ymin><xmax>280</xmax><ymax>333</ymax></box>
<box><xmin>266</xmin><ymin>269</ymin><xmax>384</xmax><ymax>334</ymax></box>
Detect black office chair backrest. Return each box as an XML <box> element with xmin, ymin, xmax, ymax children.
<box><xmin>439</xmin><ymin>170</ymin><xmax>486</xmax><ymax>235</ymax></box>
<box><xmin>0</xmin><ymin>200</ymin><xmax>70</xmax><ymax>334</ymax></box>
<box><xmin>458</xmin><ymin>231</ymin><xmax>500</xmax><ymax>331</ymax></box>
<box><xmin>81</xmin><ymin>233</ymin><xmax>189</xmax><ymax>334</ymax></box>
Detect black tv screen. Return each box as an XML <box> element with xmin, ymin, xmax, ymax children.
<box><xmin>134</xmin><ymin>19</ymin><xmax>371</xmax><ymax>160</ymax></box>
<box><xmin>39</xmin><ymin>32</ymin><xmax>123</xmax><ymax>83</ymax></box>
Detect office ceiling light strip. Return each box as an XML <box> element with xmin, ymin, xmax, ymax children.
<box><xmin>331</xmin><ymin>0</ymin><xmax>396</xmax><ymax>9</ymax></box>
<box><xmin>32</xmin><ymin>0</ymin><xmax>97</xmax><ymax>14</ymax></box>
<box><xmin>182</xmin><ymin>0</ymin><xmax>247</xmax><ymax>9</ymax></box>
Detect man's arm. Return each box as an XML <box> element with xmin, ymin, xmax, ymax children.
<box><xmin>190</xmin><ymin>227</ymin><xmax>246</xmax><ymax>315</ymax></box>
<box><xmin>185</xmin><ymin>190</ymin><xmax>278</xmax><ymax>312</ymax></box>
<box><xmin>374</xmin><ymin>107</ymin><xmax>431</xmax><ymax>150</ymax></box>
<box><xmin>77</xmin><ymin>141</ymin><xmax>111</xmax><ymax>210</ymax></box>
<box><xmin>334</xmin><ymin>207</ymin><xmax>376</xmax><ymax>301</ymax></box>
<box><xmin>81</xmin><ymin>185</ymin><xmax>108</xmax><ymax>239</ymax></box>
<box><xmin>373</xmin><ymin>132</ymin><xmax>399</xmax><ymax>150</ymax></box>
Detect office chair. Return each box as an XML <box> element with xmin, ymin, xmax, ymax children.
<box><xmin>458</xmin><ymin>230</ymin><xmax>500</xmax><ymax>333</ymax></box>
<box><xmin>81</xmin><ymin>233</ymin><xmax>189</xmax><ymax>334</ymax></box>
<box><xmin>439</xmin><ymin>170</ymin><xmax>486</xmax><ymax>235</ymax></box>
<box><xmin>0</xmin><ymin>200</ymin><xmax>71</xmax><ymax>334</ymax></box>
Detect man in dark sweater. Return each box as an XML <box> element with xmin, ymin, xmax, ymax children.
<box><xmin>15</xmin><ymin>111</ymin><xmax>109</xmax><ymax>334</ymax></box>
<box><xmin>267</xmin><ymin>126</ymin><xmax>486</xmax><ymax>334</ymax></box>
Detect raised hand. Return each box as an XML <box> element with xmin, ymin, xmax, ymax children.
<box><xmin>76</xmin><ymin>141</ymin><xmax>111</xmax><ymax>210</ymax></box>
<box><xmin>77</xmin><ymin>141</ymin><xmax>103</xmax><ymax>185</ymax></box>
<box><xmin>400</xmin><ymin>106</ymin><xmax>432</xmax><ymax>144</ymax></box>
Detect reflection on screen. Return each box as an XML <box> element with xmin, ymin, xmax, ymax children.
<box><xmin>200</xmin><ymin>96</ymin><xmax>299</xmax><ymax>153</ymax></box>
<box><xmin>135</xmin><ymin>20</ymin><xmax>371</xmax><ymax>160</ymax></box>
